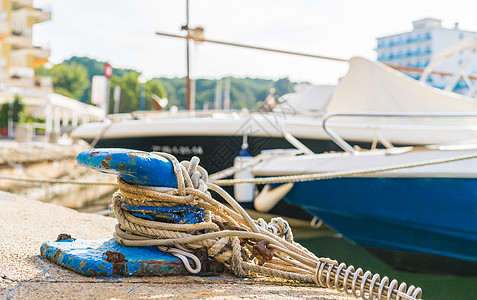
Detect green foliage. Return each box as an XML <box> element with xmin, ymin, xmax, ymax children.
<box><xmin>63</xmin><ymin>56</ymin><xmax>136</xmax><ymax>103</ymax></box>
<box><xmin>274</xmin><ymin>78</ymin><xmax>293</xmax><ymax>96</ymax></box>
<box><xmin>109</xmin><ymin>72</ymin><xmax>140</xmax><ymax>113</ymax></box>
<box><xmin>109</xmin><ymin>73</ymin><xmax>167</xmax><ymax>113</ymax></box>
<box><xmin>64</xmin><ymin>56</ymin><xmax>136</xmax><ymax>78</ymax></box>
<box><xmin>145</xmin><ymin>80</ymin><xmax>167</xmax><ymax>110</ymax></box>
<box><xmin>154</xmin><ymin>77</ymin><xmax>185</xmax><ymax>108</ymax></box>
<box><xmin>53</xmin><ymin>87</ymin><xmax>75</xmax><ymax>99</ymax></box>
<box><xmin>34</xmin><ymin>66</ymin><xmax>50</xmax><ymax>76</ymax></box>
<box><xmin>48</xmin><ymin>63</ymin><xmax>89</xmax><ymax>100</ymax></box>
<box><xmin>0</xmin><ymin>95</ymin><xmax>25</xmax><ymax>127</ymax></box>
<box><xmin>0</xmin><ymin>103</ymin><xmax>8</xmax><ymax>127</ymax></box>
<box><xmin>22</xmin><ymin>114</ymin><xmax>45</xmax><ymax>124</ymax></box>
<box><xmin>153</xmin><ymin>77</ymin><xmax>291</xmax><ymax>110</ymax></box>
<box><xmin>35</xmin><ymin>56</ymin><xmax>138</xmax><ymax>103</ymax></box>
<box><xmin>34</xmin><ymin>55</ymin><xmax>302</xmax><ymax>113</ymax></box>
<box><xmin>12</xmin><ymin>95</ymin><xmax>24</xmax><ymax>123</ymax></box>
<box><xmin>153</xmin><ymin>78</ymin><xmax>181</xmax><ymax>108</ymax></box>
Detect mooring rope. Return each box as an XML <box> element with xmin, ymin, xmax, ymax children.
<box><xmin>3</xmin><ymin>150</ymin><xmax>477</xmax><ymax>190</ymax></box>
<box><xmin>110</xmin><ymin>152</ymin><xmax>422</xmax><ymax>300</ymax></box>
<box><xmin>211</xmin><ymin>151</ymin><xmax>477</xmax><ymax>186</ymax></box>
<box><xmin>0</xmin><ymin>174</ymin><xmax>117</xmax><ymax>186</ymax></box>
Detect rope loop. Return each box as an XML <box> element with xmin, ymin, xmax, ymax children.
<box><xmin>164</xmin><ymin>248</ymin><xmax>202</xmax><ymax>274</ymax></box>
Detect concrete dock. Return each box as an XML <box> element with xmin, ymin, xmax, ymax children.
<box><xmin>0</xmin><ymin>191</ymin><xmax>354</xmax><ymax>299</ymax></box>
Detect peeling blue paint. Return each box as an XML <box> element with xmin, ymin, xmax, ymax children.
<box><xmin>40</xmin><ymin>238</ymin><xmax>188</xmax><ymax>277</ymax></box>
<box><xmin>36</xmin><ymin>263</ymin><xmax>56</xmax><ymax>279</ymax></box>
<box><xmin>128</xmin><ymin>285</ymin><xmax>141</xmax><ymax>293</ymax></box>
<box><xmin>121</xmin><ymin>203</ymin><xmax>204</xmax><ymax>224</ymax></box>
<box><xmin>6</xmin><ymin>283</ymin><xmax>22</xmax><ymax>300</ymax></box>
<box><xmin>77</xmin><ymin>148</ymin><xmax>178</xmax><ymax>188</ymax></box>
<box><xmin>5</xmin><ymin>279</ymin><xmax>32</xmax><ymax>300</ymax></box>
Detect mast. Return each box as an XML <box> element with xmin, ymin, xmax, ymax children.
<box><xmin>182</xmin><ymin>0</ymin><xmax>192</xmax><ymax>110</ymax></box>
<box><xmin>161</xmin><ymin>1</ymin><xmax>347</xmax><ymax>110</ymax></box>
<box><xmin>223</xmin><ymin>77</ymin><xmax>231</xmax><ymax>110</ymax></box>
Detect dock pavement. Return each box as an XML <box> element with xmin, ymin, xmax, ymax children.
<box><xmin>0</xmin><ymin>191</ymin><xmax>354</xmax><ymax>299</ymax></box>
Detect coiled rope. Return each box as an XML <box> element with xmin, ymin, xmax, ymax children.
<box><xmin>111</xmin><ymin>152</ymin><xmax>422</xmax><ymax>300</ymax></box>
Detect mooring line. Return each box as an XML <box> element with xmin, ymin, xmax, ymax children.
<box><xmin>211</xmin><ymin>151</ymin><xmax>477</xmax><ymax>186</ymax></box>
<box><xmin>0</xmin><ymin>175</ymin><xmax>117</xmax><ymax>186</ymax></box>
<box><xmin>2</xmin><ymin>151</ymin><xmax>477</xmax><ymax>188</ymax></box>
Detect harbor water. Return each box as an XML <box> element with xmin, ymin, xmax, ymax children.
<box><xmin>296</xmin><ymin>231</ymin><xmax>477</xmax><ymax>300</ymax></box>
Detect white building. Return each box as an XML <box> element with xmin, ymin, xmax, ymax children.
<box><xmin>0</xmin><ymin>0</ymin><xmax>51</xmax><ymax>90</ymax></box>
<box><xmin>0</xmin><ymin>0</ymin><xmax>104</xmax><ymax>140</ymax></box>
<box><xmin>376</xmin><ymin>18</ymin><xmax>477</xmax><ymax>94</ymax></box>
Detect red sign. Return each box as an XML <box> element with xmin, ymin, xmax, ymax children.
<box><xmin>104</xmin><ymin>63</ymin><xmax>113</xmax><ymax>78</ymax></box>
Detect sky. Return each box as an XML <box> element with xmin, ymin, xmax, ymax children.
<box><xmin>32</xmin><ymin>0</ymin><xmax>477</xmax><ymax>85</ymax></box>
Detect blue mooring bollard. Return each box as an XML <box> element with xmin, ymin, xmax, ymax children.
<box><xmin>40</xmin><ymin>148</ymin><xmax>197</xmax><ymax>277</ymax></box>
<box><xmin>77</xmin><ymin>148</ymin><xmax>178</xmax><ymax>188</ymax></box>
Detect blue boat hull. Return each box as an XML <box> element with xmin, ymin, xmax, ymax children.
<box><xmin>281</xmin><ymin>177</ymin><xmax>477</xmax><ymax>274</ymax></box>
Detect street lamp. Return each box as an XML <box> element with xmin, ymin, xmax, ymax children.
<box><xmin>138</xmin><ymin>75</ymin><xmax>147</xmax><ymax>111</ymax></box>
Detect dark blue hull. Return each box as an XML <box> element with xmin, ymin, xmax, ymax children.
<box><xmin>281</xmin><ymin>177</ymin><xmax>477</xmax><ymax>274</ymax></box>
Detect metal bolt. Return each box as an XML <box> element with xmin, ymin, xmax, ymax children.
<box><xmin>56</xmin><ymin>233</ymin><xmax>75</xmax><ymax>241</ymax></box>
<box><xmin>104</xmin><ymin>251</ymin><xmax>127</xmax><ymax>263</ymax></box>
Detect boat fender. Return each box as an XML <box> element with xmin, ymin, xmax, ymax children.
<box><xmin>233</xmin><ymin>148</ymin><xmax>255</xmax><ymax>203</ymax></box>
<box><xmin>254</xmin><ymin>183</ymin><xmax>294</xmax><ymax>213</ymax></box>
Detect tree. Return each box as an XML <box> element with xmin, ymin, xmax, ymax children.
<box><xmin>274</xmin><ymin>78</ymin><xmax>293</xmax><ymax>97</ymax></box>
<box><xmin>49</xmin><ymin>63</ymin><xmax>89</xmax><ymax>100</ymax></box>
<box><xmin>0</xmin><ymin>103</ymin><xmax>8</xmax><ymax>128</ymax></box>
<box><xmin>154</xmin><ymin>77</ymin><xmax>185</xmax><ymax>109</ymax></box>
<box><xmin>63</xmin><ymin>56</ymin><xmax>136</xmax><ymax>102</ymax></box>
<box><xmin>12</xmin><ymin>95</ymin><xmax>25</xmax><ymax>123</ymax></box>
<box><xmin>0</xmin><ymin>95</ymin><xmax>25</xmax><ymax>128</ymax></box>
<box><xmin>145</xmin><ymin>80</ymin><xmax>167</xmax><ymax>110</ymax></box>
<box><xmin>36</xmin><ymin>55</ymin><xmax>301</xmax><ymax>110</ymax></box>
<box><xmin>109</xmin><ymin>72</ymin><xmax>140</xmax><ymax>113</ymax></box>
<box><xmin>109</xmin><ymin>73</ymin><xmax>167</xmax><ymax>113</ymax></box>
<box><xmin>154</xmin><ymin>78</ymin><xmax>181</xmax><ymax>108</ymax></box>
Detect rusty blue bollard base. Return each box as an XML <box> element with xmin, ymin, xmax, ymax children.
<box><xmin>40</xmin><ymin>238</ymin><xmax>188</xmax><ymax>277</ymax></box>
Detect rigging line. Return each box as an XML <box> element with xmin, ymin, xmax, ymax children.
<box><xmin>155</xmin><ymin>31</ymin><xmax>348</xmax><ymax>63</ymax></box>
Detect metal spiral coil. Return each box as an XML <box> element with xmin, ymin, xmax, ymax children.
<box><xmin>314</xmin><ymin>259</ymin><xmax>422</xmax><ymax>300</ymax></box>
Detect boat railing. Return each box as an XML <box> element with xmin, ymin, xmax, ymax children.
<box><xmin>278</xmin><ymin>120</ymin><xmax>316</xmax><ymax>155</ymax></box>
<box><xmin>322</xmin><ymin>112</ymin><xmax>477</xmax><ymax>154</ymax></box>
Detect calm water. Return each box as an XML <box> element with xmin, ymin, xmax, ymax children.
<box><xmin>295</xmin><ymin>233</ymin><xmax>477</xmax><ymax>300</ymax></box>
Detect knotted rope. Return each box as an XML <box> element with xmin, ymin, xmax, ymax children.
<box><xmin>111</xmin><ymin>152</ymin><xmax>422</xmax><ymax>300</ymax></box>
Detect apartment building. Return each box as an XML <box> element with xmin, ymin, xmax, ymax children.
<box><xmin>0</xmin><ymin>0</ymin><xmax>51</xmax><ymax>91</ymax></box>
<box><xmin>376</xmin><ymin>18</ymin><xmax>477</xmax><ymax>93</ymax></box>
